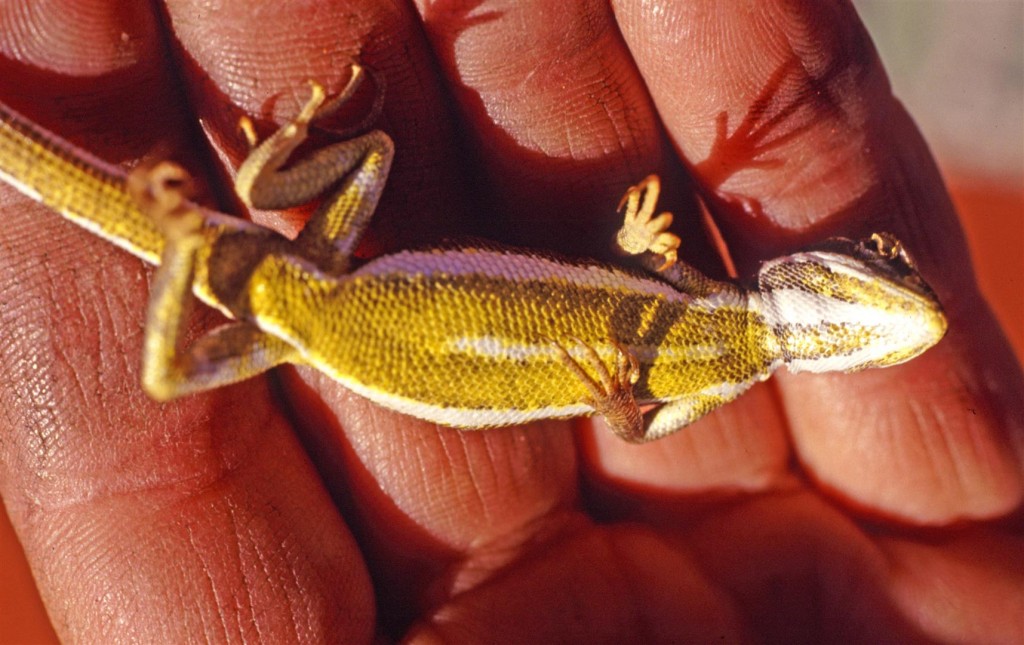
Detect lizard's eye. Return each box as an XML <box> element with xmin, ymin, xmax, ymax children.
<box><xmin>803</xmin><ymin>233</ymin><xmax>935</xmax><ymax>302</ymax></box>
<box><xmin>867</xmin><ymin>232</ymin><xmax>902</xmax><ymax>260</ymax></box>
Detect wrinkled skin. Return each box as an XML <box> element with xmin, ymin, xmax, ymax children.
<box><xmin>0</xmin><ymin>1</ymin><xmax>1021</xmax><ymax>642</ymax></box>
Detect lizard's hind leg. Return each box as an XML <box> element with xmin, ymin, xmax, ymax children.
<box><xmin>236</xmin><ymin>65</ymin><xmax>395</xmax><ymax>275</ymax></box>
<box><xmin>129</xmin><ymin>162</ymin><xmax>297</xmax><ymax>400</ymax></box>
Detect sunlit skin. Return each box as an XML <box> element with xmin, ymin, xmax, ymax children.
<box><xmin>0</xmin><ymin>1</ymin><xmax>1021</xmax><ymax>643</ymax></box>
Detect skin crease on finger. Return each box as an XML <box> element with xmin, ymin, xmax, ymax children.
<box><xmin>0</xmin><ymin>0</ymin><xmax>1022</xmax><ymax>643</ymax></box>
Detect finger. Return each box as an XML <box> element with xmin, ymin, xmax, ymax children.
<box><xmin>687</xmin><ymin>492</ymin><xmax>1023</xmax><ymax>641</ymax></box>
<box><xmin>412</xmin><ymin>0</ymin><xmax>708</xmax><ymax>260</ymax></box>
<box><xmin>615</xmin><ymin>0</ymin><xmax>1023</xmax><ymax>521</ymax></box>
<box><xmin>158</xmin><ymin>0</ymin><xmax>583</xmax><ymax>630</ymax></box>
<box><xmin>405</xmin><ymin>524</ymin><xmax>744</xmax><ymax>642</ymax></box>
<box><xmin>290</xmin><ymin>373</ymin><xmax>581</xmax><ymax>632</ymax></box>
<box><xmin>878</xmin><ymin>529</ymin><xmax>1024</xmax><ymax>642</ymax></box>
<box><xmin>164</xmin><ymin>0</ymin><xmax>489</xmax><ymax>632</ymax></box>
<box><xmin>0</xmin><ymin>2</ymin><xmax>371</xmax><ymax>640</ymax></box>
<box><xmin>687</xmin><ymin>493</ymin><xmax>913</xmax><ymax>641</ymax></box>
<box><xmin>410</xmin><ymin>0</ymin><xmax>793</xmax><ymax>499</ymax></box>
<box><xmin>586</xmin><ymin>388</ymin><xmax>794</xmax><ymax>495</ymax></box>
<box><xmin>252</xmin><ymin>0</ymin><xmax>681</xmax><ymax>626</ymax></box>
<box><xmin>615</xmin><ymin>0</ymin><xmax>903</xmax><ymax>258</ymax></box>
<box><xmin>164</xmin><ymin>0</ymin><xmax>471</xmax><ymax>249</ymax></box>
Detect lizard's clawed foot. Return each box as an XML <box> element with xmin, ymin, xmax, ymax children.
<box><xmin>238</xmin><ymin>64</ymin><xmax>369</xmax><ymax>150</ymax></box>
<box><xmin>234</xmin><ymin>64</ymin><xmax>383</xmax><ymax>212</ymax></box>
<box><xmin>551</xmin><ymin>337</ymin><xmax>644</xmax><ymax>442</ymax></box>
<box><xmin>127</xmin><ymin>161</ymin><xmax>203</xmax><ymax>243</ymax></box>
<box><xmin>615</xmin><ymin>174</ymin><xmax>680</xmax><ymax>271</ymax></box>
<box><xmin>237</xmin><ymin>79</ymin><xmax>327</xmax><ymax>151</ymax></box>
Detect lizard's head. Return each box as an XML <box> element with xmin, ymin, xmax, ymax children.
<box><xmin>754</xmin><ymin>233</ymin><xmax>947</xmax><ymax>373</ymax></box>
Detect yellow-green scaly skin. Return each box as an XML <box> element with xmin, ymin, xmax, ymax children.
<box><xmin>0</xmin><ymin>89</ymin><xmax>947</xmax><ymax>442</ymax></box>
<box><xmin>244</xmin><ymin>245</ymin><xmax>774</xmax><ymax>428</ymax></box>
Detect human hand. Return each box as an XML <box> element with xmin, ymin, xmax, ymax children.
<box><xmin>0</xmin><ymin>1</ymin><xmax>1021</xmax><ymax>642</ymax></box>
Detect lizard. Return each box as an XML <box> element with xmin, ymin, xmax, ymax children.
<box><xmin>0</xmin><ymin>65</ymin><xmax>948</xmax><ymax>442</ymax></box>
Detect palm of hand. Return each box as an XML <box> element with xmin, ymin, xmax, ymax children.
<box><xmin>0</xmin><ymin>1</ymin><xmax>1021</xmax><ymax>642</ymax></box>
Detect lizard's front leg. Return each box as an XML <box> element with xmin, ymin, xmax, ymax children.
<box><xmin>128</xmin><ymin>163</ymin><xmax>297</xmax><ymax>400</ymax></box>
<box><xmin>551</xmin><ymin>179</ymin><xmax>752</xmax><ymax>441</ymax></box>
<box><xmin>615</xmin><ymin>174</ymin><xmax>738</xmax><ymax>298</ymax></box>
<box><xmin>236</xmin><ymin>65</ymin><xmax>394</xmax><ymax>274</ymax></box>
<box><xmin>615</xmin><ymin>174</ymin><xmax>680</xmax><ymax>270</ymax></box>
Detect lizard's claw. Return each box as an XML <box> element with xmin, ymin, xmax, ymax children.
<box><xmin>235</xmin><ymin>79</ymin><xmax>327</xmax><ymax>152</ymax></box>
<box><xmin>236</xmin><ymin>64</ymin><xmax>379</xmax><ymax>158</ymax></box>
<box><xmin>306</xmin><ymin>64</ymin><xmax>385</xmax><ymax>137</ymax></box>
<box><xmin>614</xmin><ymin>174</ymin><xmax>680</xmax><ymax>271</ymax></box>
<box><xmin>239</xmin><ymin>116</ymin><xmax>259</xmax><ymax>149</ymax></box>
<box><xmin>297</xmin><ymin>80</ymin><xmax>328</xmax><ymax>125</ymax></box>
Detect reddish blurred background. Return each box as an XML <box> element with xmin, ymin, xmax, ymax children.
<box><xmin>1</xmin><ymin>2</ymin><xmax>1020</xmax><ymax>642</ymax></box>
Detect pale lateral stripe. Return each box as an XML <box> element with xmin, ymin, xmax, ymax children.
<box><xmin>355</xmin><ymin>374</ymin><xmax>764</xmax><ymax>425</ymax></box>
<box><xmin>692</xmin><ymin>288</ymin><xmax>748</xmax><ymax>309</ymax></box>
<box><xmin>785</xmin><ymin>345</ymin><xmax>893</xmax><ymax>373</ymax></box>
<box><xmin>355</xmin><ymin>247</ymin><xmax>693</xmax><ymax>302</ymax></box>
<box><xmin>260</xmin><ymin>319</ymin><xmax>593</xmax><ymax>424</ymax></box>
<box><xmin>63</xmin><ymin>210</ymin><xmax>161</xmax><ymax>263</ymax></box>
<box><xmin>447</xmin><ymin>335</ymin><xmax>549</xmax><ymax>360</ymax></box>
<box><xmin>814</xmin><ymin>255</ymin><xmax>876</xmax><ymax>282</ymax></box>
<box><xmin>1</xmin><ymin>167</ymin><xmax>148</xmax><ymax>262</ymax></box>
<box><xmin>654</xmin><ymin>343</ymin><xmax>730</xmax><ymax>361</ymax></box>
<box><xmin>0</xmin><ymin>163</ymin><xmax>165</xmax><ymax>265</ymax></box>
<box><xmin>446</xmin><ymin>335</ymin><xmax>730</xmax><ymax>363</ymax></box>
<box><xmin>447</xmin><ymin>336</ymin><xmax>632</xmax><ymax>364</ymax></box>
<box><xmin>323</xmin><ymin>363</ymin><xmax>595</xmax><ymax>427</ymax></box>
<box><xmin>0</xmin><ymin>168</ymin><xmax>43</xmax><ymax>203</ymax></box>
<box><xmin>693</xmin><ymin>380</ymin><xmax>753</xmax><ymax>400</ymax></box>
<box><xmin>755</xmin><ymin>288</ymin><xmax>916</xmax><ymax>330</ymax></box>
<box><xmin>770</xmin><ymin>252</ymin><xmax>869</xmax><ymax>276</ymax></box>
<box><xmin>355</xmin><ymin>384</ymin><xmax>594</xmax><ymax>427</ymax></box>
